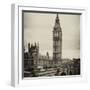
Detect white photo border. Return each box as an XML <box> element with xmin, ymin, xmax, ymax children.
<box><xmin>11</xmin><ymin>4</ymin><xmax>87</xmax><ymax>87</ymax></box>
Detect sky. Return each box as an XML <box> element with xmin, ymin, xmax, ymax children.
<box><xmin>23</xmin><ymin>12</ymin><xmax>80</xmax><ymax>59</ymax></box>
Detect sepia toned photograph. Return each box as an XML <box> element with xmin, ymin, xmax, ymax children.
<box><xmin>23</xmin><ymin>11</ymin><xmax>80</xmax><ymax>77</ymax></box>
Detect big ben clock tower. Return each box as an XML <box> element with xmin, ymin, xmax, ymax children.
<box><xmin>53</xmin><ymin>14</ymin><xmax>62</xmax><ymax>65</ymax></box>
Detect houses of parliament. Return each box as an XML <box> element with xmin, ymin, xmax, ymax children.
<box><xmin>24</xmin><ymin>14</ymin><xmax>80</xmax><ymax>77</ymax></box>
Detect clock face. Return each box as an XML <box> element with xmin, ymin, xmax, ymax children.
<box><xmin>54</xmin><ymin>32</ymin><xmax>58</xmax><ymax>37</ymax></box>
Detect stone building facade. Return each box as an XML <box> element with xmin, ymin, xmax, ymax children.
<box><xmin>24</xmin><ymin>43</ymin><xmax>53</xmax><ymax>71</ymax></box>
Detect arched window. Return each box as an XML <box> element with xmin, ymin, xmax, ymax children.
<box><xmin>61</xmin><ymin>72</ymin><xmax>66</xmax><ymax>76</ymax></box>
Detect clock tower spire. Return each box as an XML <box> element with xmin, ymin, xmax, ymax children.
<box><xmin>53</xmin><ymin>13</ymin><xmax>62</xmax><ymax>65</ymax></box>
